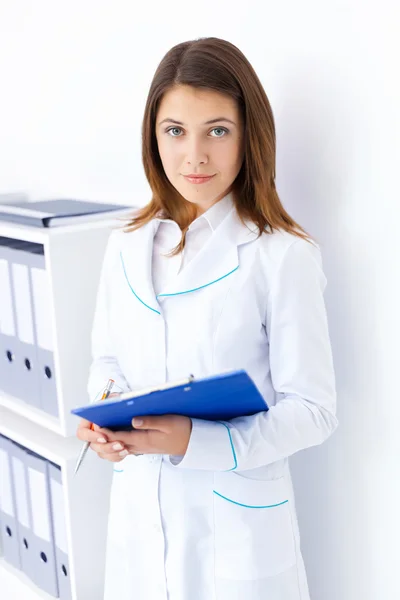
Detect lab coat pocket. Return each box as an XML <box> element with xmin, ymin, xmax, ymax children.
<box><xmin>213</xmin><ymin>472</ymin><xmax>296</xmax><ymax>580</ymax></box>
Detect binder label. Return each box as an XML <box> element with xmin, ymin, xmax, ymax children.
<box><xmin>31</xmin><ymin>267</ymin><xmax>54</xmax><ymax>351</ymax></box>
<box><xmin>12</xmin><ymin>457</ymin><xmax>30</xmax><ymax>528</ymax></box>
<box><xmin>50</xmin><ymin>478</ymin><xmax>68</xmax><ymax>554</ymax></box>
<box><xmin>0</xmin><ymin>259</ymin><xmax>15</xmax><ymax>336</ymax></box>
<box><xmin>12</xmin><ymin>263</ymin><xmax>35</xmax><ymax>344</ymax></box>
<box><xmin>28</xmin><ymin>467</ymin><xmax>51</xmax><ymax>541</ymax></box>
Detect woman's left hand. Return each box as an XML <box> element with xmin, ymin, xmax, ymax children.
<box><xmin>93</xmin><ymin>415</ymin><xmax>192</xmax><ymax>458</ymax></box>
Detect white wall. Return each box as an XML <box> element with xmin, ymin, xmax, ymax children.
<box><xmin>0</xmin><ymin>1</ymin><xmax>399</xmax><ymax>598</ymax></box>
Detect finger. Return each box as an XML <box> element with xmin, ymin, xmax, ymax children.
<box><xmin>97</xmin><ymin>428</ymin><xmax>143</xmax><ymax>446</ymax></box>
<box><xmin>111</xmin><ymin>429</ymin><xmax>151</xmax><ymax>447</ymax></box>
<box><xmin>91</xmin><ymin>423</ymin><xmax>104</xmax><ymax>433</ymax></box>
<box><xmin>79</xmin><ymin>417</ymin><xmax>92</xmax><ymax>427</ymax></box>
<box><xmin>91</xmin><ymin>441</ymin><xmax>128</xmax><ymax>456</ymax></box>
<box><xmin>77</xmin><ymin>427</ymin><xmax>108</xmax><ymax>444</ymax></box>
<box><xmin>96</xmin><ymin>427</ymin><xmax>120</xmax><ymax>441</ymax></box>
<box><xmin>97</xmin><ymin>452</ymin><xmax>126</xmax><ymax>462</ymax></box>
<box><xmin>131</xmin><ymin>415</ymin><xmax>174</xmax><ymax>433</ymax></box>
<box><xmin>125</xmin><ymin>445</ymin><xmax>147</xmax><ymax>456</ymax></box>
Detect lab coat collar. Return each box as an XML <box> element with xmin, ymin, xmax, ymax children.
<box><xmin>119</xmin><ymin>201</ymin><xmax>259</xmax><ymax>313</ymax></box>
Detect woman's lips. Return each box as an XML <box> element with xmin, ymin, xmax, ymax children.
<box><xmin>183</xmin><ymin>175</ymin><xmax>215</xmax><ymax>184</ymax></box>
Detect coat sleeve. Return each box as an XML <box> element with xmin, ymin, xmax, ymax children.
<box><xmin>169</xmin><ymin>238</ymin><xmax>338</xmax><ymax>471</ymax></box>
<box><xmin>87</xmin><ymin>232</ymin><xmax>131</xmax><ymax>401</ymax></box>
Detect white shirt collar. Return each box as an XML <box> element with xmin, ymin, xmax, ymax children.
<box><xmin>193</xmin><ymin>191</ymin><xmax>234</xmax><ymax>232</ymax></box>
<box><xmin>155</xmin><ymin>191</ymin><xmax>234</xmax><ymax>233</ymax></box>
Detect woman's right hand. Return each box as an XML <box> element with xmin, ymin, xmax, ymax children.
<box><xmin>76</xmin><ymin>394</ymin><xmax>129</xmax><ymax>462</ymax></box>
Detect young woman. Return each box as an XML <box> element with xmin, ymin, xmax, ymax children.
<box><xmin>77</xmin><ymin>36</ymin><xmax>338</xmax><ymax>600</ymax></box>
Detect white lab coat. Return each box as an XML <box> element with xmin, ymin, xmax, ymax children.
<box><xmin>87</xmin><ymin>204</ymin><xmax>338</xmax><ymax>600</ymax></box>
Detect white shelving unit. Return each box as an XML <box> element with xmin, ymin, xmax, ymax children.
<box><xmin>0</xmin><ymin>212</ymin><xmax>129</xmax><ymax>599</ymax></box>
<box><xmin>0</xmin><ymin>405</ymin><xmax>114</xmax><ymax>600</ymax></box>
<box><xmin>0</xmin><ymin>213</ymin><xmax>129</xmax><ymax>437</ymax></box>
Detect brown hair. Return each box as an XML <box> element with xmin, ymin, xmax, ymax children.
<box><xmin>121</xmin><ymin>37</ymin><xmax>314</xmax><ymax>251</ymax></box>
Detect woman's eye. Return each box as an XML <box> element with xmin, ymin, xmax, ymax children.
<box><xmin>210</xmin><ymin>127</ymin><xmax>228</xmax><ymax>137</ymax></box>
<box><xmin>166</xmin><ymin>127</ymin><xmax>183</xmax><ymax>137</ymax></box>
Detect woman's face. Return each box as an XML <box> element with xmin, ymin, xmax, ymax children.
<box><xmin>155</xmin><ymin>85</ymin><xmax>244</xmax><ymax>215</ymax></box>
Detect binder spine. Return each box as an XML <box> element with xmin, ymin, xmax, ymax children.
<box><xmin>48</xmin><ymin>462</ymin><xmax>72</xmax><ymax>600</ymax></box>
<box><xmin>10</xmin><ymin>441</ymin><xmax>37</xmax><ymax>582</ymax></box>
<box><xmin>0</xmin><ymin>239</ymin><xmax>19</xmax><ymax>397</ymax></box>
<box><xmin>25</xmin><ymin>449</ymin><xmax>59</xmax><ymax>597</ymax></box>
<box><xmin>0</xmin><ymin>434</ymin><xmax>21</xmax><ymax>570</ymax></box>
<box><xmin>30</xmin><ymin>247</ymin><xmax>58</xmax><ymax>417</ymax></box>
<box><xmin>10</xmin><ymin>243</ymin><xmax>42</xmax><ymax>409</ymax></box>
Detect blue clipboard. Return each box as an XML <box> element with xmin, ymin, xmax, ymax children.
<box><xmin>71</xmin><ymin>369</ymin><xmax>268</xmax><ymax>430</ymax></box>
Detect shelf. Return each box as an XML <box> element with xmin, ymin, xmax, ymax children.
<box><xmin>0</xmin><ymin>392</ymin><xmax>63</xmax><ymax>436</ymax></box>
<box><xmin>0</xmin><ymin>405</ymin><xmax>80</xmax><ymax>465</ymax></box>
<box><xmin>0</xmin><ymin>557</ymin><xmax>56</xmax><ymax>600</ymax></box>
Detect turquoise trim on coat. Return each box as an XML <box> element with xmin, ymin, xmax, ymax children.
<box><xmin>156</xmin><ymin>265</ymin><xmax>239</xmax><ymax>297</ymax></box>
<box><xmin>113</xmin><ymin>468</ymin><xmax>124</xmax><ymax>473</ymax></box>
<box><xmin>213</xmin><ymin>491</ymin><xmax>289</xmax><ymax>509</ymax></box>
<box><xmin>120</xmin><ymin>252</ymin><xmax>161</xmax><ymax>315</ymax></box>
<box><xmin>217</xmin><ymin>421</ymin><xmax>237</xmax><ymax>471</ymax></box>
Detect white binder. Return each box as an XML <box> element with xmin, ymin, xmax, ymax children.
<box><xmin>0</xmin><ymin>238</ymin><xmax>19</xmax><ymax>396</ymax></box>
<box><xmin>25</xmin><ymin>449</ymin><xmax>59</xmax><ymax>596</ymax></box>
<box><xmin>30</xmin><ymin>246</ymin><xmax>58</xmax><ymax>417</ymax></box>
<box><xmin>0</xmin><ymin>237</ymin><xmax>59</xmax><ymax>415</ymax></box>
<box><xmin>10</xmin><ymin>441</ymin><xmax>37</xmax><ymax>582</ymax></box>
<box><xmin>48</xmin><ymin>462</ymin><xmax>72</xmax><ymax>599</ymax></box>
<box><xmin>0</xmin><ymin>434</ymin><xmax>21</xmax><ymax>569</ymax></box>
<box><xmin>10</xmin><ymin>241</ymin><xmax>42</xmax><ymax>409</ymax></box>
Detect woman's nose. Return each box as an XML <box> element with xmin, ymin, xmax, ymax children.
<box><xmin>184</xmin><ymin>138</ymin><xmax>208</xmax><ymax>166</ymax></box>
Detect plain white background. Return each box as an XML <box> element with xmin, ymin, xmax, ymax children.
<box><xmin>0</xmin><ymin>1</ymin><xmax>399</xmax><ymax>599</ymax></box>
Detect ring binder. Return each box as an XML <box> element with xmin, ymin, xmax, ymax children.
<box><xmin>10</xmin><ymin>441</ymin><xmax>37</xmax><ymax>583</ymax></box>
<box><xmin>0</xmin><ymin>434</ymin><xmax>21</xmax><ymax>570</ymax></box>
<box><xmin>25</xmin><ymin>449</ymin><xmax>59</xmax><ymax>596</ymax></box>
<box><xmin>48</xmin><ymin>462</ymin><xmax>72</xmax><ymax>600</ymax></box>
<box><xmin>0</xmin><ymin>238</ymin><xmax>18</xmax><ymax>397</ymax></box>
<box><xmin>30</xmin><ymin>244</ymin><xmax>58</xmax><ymax>417</ymax></box>
<box><xmin>9</xmin><ymin>241</ymin><xmax>42</xmax><ymax>409</ymax></box>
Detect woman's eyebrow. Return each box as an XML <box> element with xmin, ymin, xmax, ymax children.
<box><xmin>158</xmin><ymin>117</ymin><xmax>236</xmax><ymax>126</ymax></box>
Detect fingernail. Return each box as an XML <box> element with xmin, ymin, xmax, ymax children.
<box><xmin>97</xmin><ymin>437</ymin><xmax>107</xmax><ymax>443</ymax></box>
<box><xmin>133</xmin><ymin>418</ymin><xmax>143</xmax><ymax>426</ymax></box>
<box><xmin>119</xmin><ymin>449</ymin><xmax>129</xmax><ymax>457</ymax></box>
<box><xmin>112</xmin><ymin>443</ymin><xmax>123</xmax><ymax>451</ymax></box>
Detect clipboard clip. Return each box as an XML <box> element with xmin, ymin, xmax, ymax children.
<box><xmin>183</xmin><ymin>374</ymin><xmax>195</xmax><ymax>392</ymax></box>
<box><xmin>118</xmin><ymin>374</ymin><xmax>196</xmax><ymax>400</ymax></box>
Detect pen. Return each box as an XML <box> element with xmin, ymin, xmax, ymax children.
<box><xmin>74</xmin><ymin>378</ymin><xmax>115</xmax><ymax>476</ymax></box>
